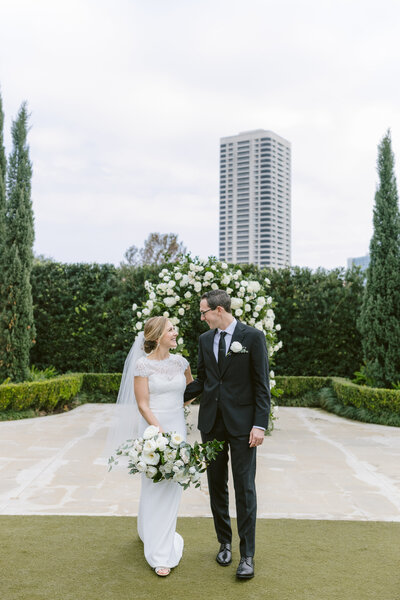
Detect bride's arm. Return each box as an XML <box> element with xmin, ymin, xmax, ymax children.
<box><xmin>134</xmin><ymin>376</ymin><xmax>164</xmax><ymax>433</ymax></box>
<box><xmin>184</xmin><ymin>365</ymin><xmax>195</xmax><ymax>405</ymax></box>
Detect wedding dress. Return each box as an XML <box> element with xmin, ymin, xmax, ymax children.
<box><xmin>135</xmin><ymin>354</ymin><xmax>188</xmax><ymax>569</ymax></box>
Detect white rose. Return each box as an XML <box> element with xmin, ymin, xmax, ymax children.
<box><xmin>137</xmin><ymin>311</ymin><xmax>142</xmax><ymax>318</ymax></box>
<box><xmin>221</xmin><ymin>262</ymin><xmax>228</xmax><ymax>269</ymax></box>
<box><xmin>221</xmin><ymin>274</ymin><xmax>231</xmax><ymax>285</ymax></box>
<box><xmin>180</xmin><ymin>275</ymin><xmax>189</xmax><ymax>286</ymax></box>
<box><xmin>142</xmin><ymin>308</ymin><xmax>150</xmax><ymax>316</ymax></box>
<box><xmin>264</xmin><ymin>318</ymin><xmax>274</xmax><ymax>330</ymax></box>
<box><xmin>248</xmin><ymin>281</ymin><xmax>261</xmax><ymax>293</ymax></box>
<box><xmin>184</xmin><ymin>291</ymin><xmax>192</xmax><ymax>299</ymax></box>
<box><xmin>265</xmin><ymin>277</ymin><xmax>271</xmax><ymax>285</ymax></box>
<box><xmin>211</xmin><ymin>283</ymin><xmax>218</xmax><ymax>290</ymax></box>
<box><xmin>167</xmin><ymin>279</ymin><xmax>176</xmax><ymax>288</ymax></box>
<box><xmin>235</xmin><ymin>281</ymin><xmax>240</xmax><ymax>288</ymax></box>
<box><xmin>249</xmin><ymin>318</ymin><xmax>255</xmax><ymax>325</ymax></box>
<box><xmin>171</xmin><ymin>317</ymin><xmax>180</xmax><ymax>325</ymax></box>
<box><xmin>155</xmin><ymin>435</ymin><xmax>168</xmax><ymax>451</ymax></box>
<box><xmin>226</xmin><ymin>287</ymin><xmax>233</xmax><ymax>294</ymax></box>
<box><xmin>178</xmin><ymin>308</ymin><xmax>185</xmax><ymax>316</ymax></box>
<box><xmin>245</xmin><ymin>304</ymin><xmax>251</xmax><ymax>312</ymax></box>
<box><xmin>239</xmin><ymin>286</ymin><xmax>245</xmax><ymax>294</ymax></box>
<box><xmin>170</xmin><ymin>433</ymin><xmax>184</xmax><ymax>446</ymax></box>
<box><xmin>231</xmin><ymin>297</ymin><xmax>243</xmax><ymax>309</ymax></box>
<box><xmin>230</xmin><ymin>341</ymin><xmax>243</xmax><ymax>353</ymax></box>
<box><xmin>267</xmin><ymin>296</ymin><xmax>273</xmax><ymax>304</ymax></box>
<box><xmin>204</xmin><ymin>271</ymin><xmax>213</xmax><ymax>281</ymax></box>
<box><xmin>146</xmin><ymin>466</ymin><xmax>158</xmax><ymax>478</ymax></box>
<box><xmin>266</xmin><ymin>309</ymin><xmax>274</xmax><ymax>318</ymax></box>
<box><xmin>136</xmin><ymin>460</ymin><xmax>147</xmax><ymax>472</ymax></box>
<box><xmin>255</xmin><ymin>322</ymin><xmax>264</xmax><ymax>331</ymax></box>
<box><xmin>164</xmin><ymin>462</ymin><xmax>174</xmax><ymax>474</ymax></box>
<box><xmin>235</xmin><ymin>308</ymin><xmax>243</xmax><ymax>317</ymax></box>
<box><xmin>172</xmin><ymin>459</ymin><xmax>184</xmax><ymax>472</ymax></box>
<box><xmin>132</xmin><ymin>303</ymin><xmax>137</xmax><ymax>311</ymax></box>
<box><xmin>163</xmin><ymin>275</ymin><xmax>170</xmax><ymax>282</ymax></box>
<box><xmin>175</xmin><ymin>272</ymin><xmax>182</xmax><ymax>280</ymax></box>
<box><xmin>257</xmin><ymin>296</ymin><xmax>266</xmax><ymax>306</ymax></box>
<box><xmin>189</xmin><ymin>466</ymin><xmax>196</xmax><ymax>474</ymax></box>
<box><xmin>143</xmin><ymin>425</ymin><xmax>159</xmax><ymax>439</ymax></box>
<box><xmin>143</xmin><ymin>439</ymin><xmax>157</xmax><ymax>452</ymax></box>
<box><xmin>163</xmin><ymin>311</ymin><xmax>169</xmax><ymax>318</ymax></box>
<box><xmin>135</xmin><ymin>322</ymin><xmax>142</xmax><ymax>330</ymax></box>
<box><xmin>149</xmin><ymin>292</ymin><xmax>156</xmax><ymax>300</ymax></box>
<box><xmin>164</xmin><ymin>297</ymin><xmax>177</xmax><ymax>307</ymax></box>
<box><xmin>146</xmin><ymin>300</ymin><xmax>154</xmax><ymax>309</ymax></box>
<box><xmin>194</xmin><ymin>281</ymin><xmax>202</xmax><ymax>292</ymax></box>
<box><xmin>253</xmin><ymin>311</ymin><xmax>259</xmax><ymax>318</ymax></box>
<box><xmin>270</xmin><ymin>370</ymin><xmax>275</xmax><ymax>378</ymax></box>
<box><xmin>178</xmin><ymin>337</ymin><xmax>183</xmax><ymax>345</ymax></box>
<box><xmin>143</xmin><ymin>450</ymin><xmax>160</xmax><ymax>465</ymax></box>
<box><xmin>270</xmin><ymin>379</ymin><xmax>276</xmax><ymax>389</ymax></box>
<box><xmin>276</xmin><ymin>324</ymin><xmax>281</xmax><ymax>331</ymax></box>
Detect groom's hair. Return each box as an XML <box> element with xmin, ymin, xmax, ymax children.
<box><xmin>201</xmin><ymin>289</ymin><xmax>231</xmax><ymax>313</ymax></box>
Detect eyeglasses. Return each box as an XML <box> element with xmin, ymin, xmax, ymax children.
<box><xmin>200</xmin><ymin>308</ymin><xmax>213</xmax><ymax>317</ymax></box>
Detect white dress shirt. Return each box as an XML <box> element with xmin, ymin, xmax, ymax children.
<box><xmin>213</xmin><ymin>318</ymin><xmax>237</xmax><ymax>362</ymax></box>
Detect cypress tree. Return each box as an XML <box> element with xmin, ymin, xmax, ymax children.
<box><xmin>0</xmin><ymin>102</ymin><xmax>35</xmax><ymax>382</ymax></box>
<box><xmin>358</xmin><ymin>130</ymin><xmax>400</xmax><ymax>387</ymax></box>
<box><xmin>0</xmin><ymin>91</ymin><xmax>7</xmax><ymax>375</ymax></box>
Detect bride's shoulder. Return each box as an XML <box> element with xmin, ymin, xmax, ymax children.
<box><xmin>171</xmin><ymin>353</ymin><xmax>189</xmax><ymax>370</ymax></box>
<box><xmin>134</xmin><ymin>355</ymin><xmax>149</xmax><ymax>377</ymax></box>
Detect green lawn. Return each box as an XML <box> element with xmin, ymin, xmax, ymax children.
<box><xmin>0</xmin><ymin>516</ymin><xmax>399</xmax><ymax>600</ymax></box>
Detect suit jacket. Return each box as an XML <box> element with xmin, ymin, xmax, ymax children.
<box><xmin>184</xmin><ymin>320</ymin><xmax>270</xmax><ymax>436</ymax></box>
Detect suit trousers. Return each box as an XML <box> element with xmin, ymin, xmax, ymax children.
<box><xmin>201</xmin><ymin>408</ymin><xmax>257</xmax><ymax>557</ymax></box>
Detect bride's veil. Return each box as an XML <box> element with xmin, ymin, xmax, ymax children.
<box><xmin>105</xmin><ymin>331</ymin><xmax>146</xmax><ymax>457</ymax></box>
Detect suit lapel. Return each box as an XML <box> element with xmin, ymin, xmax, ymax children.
<box><xmin>219</xmin><ymin>321</ymin><xmax>247</xmax><ymax>378</ymax></box>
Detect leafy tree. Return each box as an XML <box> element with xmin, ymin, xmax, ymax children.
<box><xmin>358</xmin><ymin>130</ymin><xmax>400</xmax><ymax>387</ymax></box>
<box><xmin>0</xmin><ymin>103</ymin><xmax>35</xmax><ymax>382</ymax></box>
<box><xmin>123</xmin><ymin>232</ymin><xmax>186</xmax><ymax>266</ymax></box>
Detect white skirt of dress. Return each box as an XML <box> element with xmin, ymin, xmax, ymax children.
<box><xmin>137</xmin><ymin>407</ymin><xmax>186</xmax><ymax>569</ymax></box>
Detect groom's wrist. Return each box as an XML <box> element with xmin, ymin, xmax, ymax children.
<box><xmin>253</xmin><ymin>425</ymin><xmax>265</xmax><ymax>431</ymax></box>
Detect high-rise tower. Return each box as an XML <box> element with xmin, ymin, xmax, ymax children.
<box><xmin>219</xmin><ymin>129</ymin><xmax>291</xmax><ymax>268</ymax></box>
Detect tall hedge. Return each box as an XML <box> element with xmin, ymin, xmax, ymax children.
<box><xmin>30</xmin><ymin>261</ymin><xmax>364</xmax><ymax>377</ymax></box>
<box><xmin>30</xmin><ymin>261</ymin><xmax>161</xmax><ymax>373</ymax></box>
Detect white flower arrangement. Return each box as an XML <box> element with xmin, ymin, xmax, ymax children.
<box><xmin>130</xmin><ymin>255</ymin><xmax>282</xmax><ymax>431</ymax></box>
<box><xmin>109</xmin><ymin>426</ymin><xmax>224</xmax><ymax>490</ymax></box>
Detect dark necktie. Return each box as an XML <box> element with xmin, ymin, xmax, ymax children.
<box><xmin>218</xmin><ymin>331</ymin><xmax>227</xmax><ymax>368</ymax></box>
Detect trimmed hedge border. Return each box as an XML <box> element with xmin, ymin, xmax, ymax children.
<box><xmin>1</xmin><ymin>373</ymin><xmax>400</xmax><ymax>427</ymax></box>
<box><xmin>276</xmin><ymin>375</ymin><xmax>400</xmax><ymax>426</ymax></box>
<box><xmin>0</xmin><ymin>375</ymin><xmax>84</xmax><ymax>412</ymax></box>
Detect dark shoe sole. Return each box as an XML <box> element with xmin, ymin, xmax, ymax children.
<box><xmin>236</xmin><ymin>572</ymin><xmax>254</xmax><ymax>580</ymax></box>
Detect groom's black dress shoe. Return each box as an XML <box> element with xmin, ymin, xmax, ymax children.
<box><xmin>216</xmin><ymin>543</ymin><xmax>232</xmax><ymax>566</ymax></box>
<box><xmin>236</xmin><ymin>556</ymin><xmax>254</xmax><ymax>579</ymax></box>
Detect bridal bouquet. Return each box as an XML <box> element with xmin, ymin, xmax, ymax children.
<box><xmin>108</xmin><ymin>425</ymin><xmax>224</xmax><ymax>490</ymax></box>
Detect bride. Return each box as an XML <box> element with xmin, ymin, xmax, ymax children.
<box><xmin>112</xmin><ymin>316</ymin><xmax>193</xmax><ymax>577</ymax></box>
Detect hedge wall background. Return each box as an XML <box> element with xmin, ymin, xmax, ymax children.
<box><xmin>30</xmin><ymin>261</ymin><xmax>364</xmax><ymax>378</ymax></box>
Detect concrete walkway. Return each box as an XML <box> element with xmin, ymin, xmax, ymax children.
<box><xmin>0</xmin><ymin>405</ymin><xmax>399</xmax><ymax>520</ymax></box>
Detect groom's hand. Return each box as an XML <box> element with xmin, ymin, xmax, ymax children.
<box><xmin>249</xmin><ymin>427</ymin><xmax>265</xmax><ymax>448</ymax></box>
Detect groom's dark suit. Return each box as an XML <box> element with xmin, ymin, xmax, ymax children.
<box><xmin>184</xmin><ymin>320</ymin><xmax>270</xmax><ymax>557</ymax></box>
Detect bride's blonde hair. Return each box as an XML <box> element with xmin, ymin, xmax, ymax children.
<box><xmin>143</xmin><ymin>316</ymin><xmax>168</xmax><ymax>354</ymax></box>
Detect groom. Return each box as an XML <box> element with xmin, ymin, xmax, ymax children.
<box><xmin>184</xmin><ymin>289</ymin><xmax>270</xmax><ymax>580</ymax></box>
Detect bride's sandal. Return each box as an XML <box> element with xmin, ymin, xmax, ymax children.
<box><xmin>155</xmin><ymin>567</ymin><xmax>171</xmax><ymax>577</ymax></box>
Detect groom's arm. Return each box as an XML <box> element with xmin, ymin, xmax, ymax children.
<box><xmin>184</xmin><ymin>340</ymin><xmax>206</xmax><ymax>401</ymax></box>
<box><xmin>249</xmin><ymin>330</ymin><xmax>271</xmax><ymax>430</ymax></box>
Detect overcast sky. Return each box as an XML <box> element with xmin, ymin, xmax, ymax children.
<box><xmin>1</xmin><ymin>0</ymin><xmax>400</xmax><ymax>269</ymax></box>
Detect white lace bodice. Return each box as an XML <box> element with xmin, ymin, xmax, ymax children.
<box><xmin>135</xmin><ymin>354</ymin><xmax>189</xmax><ymax>415</ymax></box>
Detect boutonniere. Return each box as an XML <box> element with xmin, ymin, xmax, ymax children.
<box><xmin>227</xmin><ymin>341</ymin><xmax>248</xmax><ymax>356</ymax></box>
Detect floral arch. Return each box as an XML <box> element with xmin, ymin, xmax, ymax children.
<box><xmin>131</xmin><ymin>255</ymin><xmax>281</xmax><ymax>427</ymax></box>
